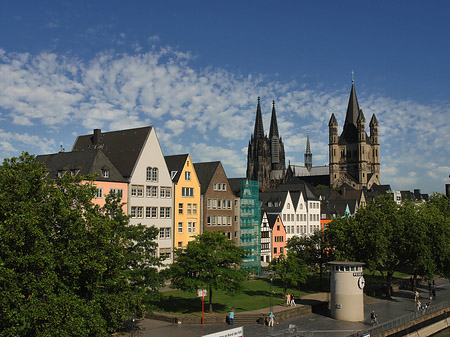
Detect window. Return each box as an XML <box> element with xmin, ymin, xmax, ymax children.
<box><xmin>146</xmin><ymin>207</ymin><xmax>152</xmax><ymax>218</ymax></box>
<box><xmin>137</xmin><ymin>207</ymin><xmax>143</xmax><ymax>218</ymax></box>
<box><xmin>146</xmin><ymin>167</ymin><xmax>152</xmax><ymax>181</ymax></box>
<box><xmin>95</xmin><ymin>188</ymin><xmax>103</xmax><ymax>198</ymax></box>
<box><xmin>188</xmin><ymin>221</ymin><xmax>194</xmax><ymax>233</ymax></box>
<box><xmin>109</xmin><ymin>188</ymin><xmax>123</xmax><ymax>198</ymax></box>
<box><xmin>287</xmin><ymin>203</ymin><xmax>290</xmax><ymax>209</ymax></box>
<box><xmin>131</xmin><ymin>185</ymin><xmax>143</xmax><ymax>197</ymax></box>
<box><xmin>217</xmin><ymin>199</ymin><xmax>222</xmax><ymax>209</ymax></box>
<box><xmin>131</xmin><ymin>207</ymin><xmax>136</xmax><ymax>218</ymax></box>
<box><xmin>207</xmin><ymin>199</ymin><xmax>212</xmax><ymax>209</ymax></box>
<box><xmin>160</xmin><ymin>207</ymin><xmax>171</xmax><ymax>218</ymax></box>
<box><xmin>159</xmin><ymin>247</ymin><xmax>171</xmax><ymax>259</ymax></box>
<box><xmin>146</xmin><ymin>186</ymin><xmax>152</xmax><ymax>197</ymax></box>
<box><xmin>159</xmin><ymin>187</ymin><xmax>171</xmax><ymax>198</ymax></box>
<box><xmin>222</xmin><ymin>183</ymin><xmax>226</xmax><ymax>191</ymax></box>
<box><xmin>152</xmin><ymin>168</ymin><xmax>158</xmax><ymax>182</ymax></box>
<box><xmin>217</xmin><ymin>216</ymin><xmax>222</xmax><ymax>226</ymax></box>
<box><xmin>151</xmin><ymin>186</ymin><xmax>158</xmax><ymax>197</ymax></box>
<box><xmin>286</xmin><ymin>226</ymin><xmax>290</xmax><ymax>234</ymax></box>
<box><xmin>213</xmin><ymin>183</ymin><xmax>218</xmax><ymax>191</ymax></box>
<box><xmin>227</xmin><ymin>200</ymin><xmax>231</xmax><ymax>209</ymax></box>
<box><xmin>193</xmin><ymin>204</ymin><xmax>197</xmax><ymax>214</ymax></box>
<box><xmin>283</xmin><ymin>214</ymin><xmax>286</xmax><ymax>222</ymax></box>
<box><xmin>178</xmin><ymin>242</ymin><xmax>183</xmax><ymax>249</ymax></box>
<box><xmin>102</xmin><ymin>169</ymin><xmax>109</xmax><ymax>178</ymax></box>
<box><xmin>274</xmin><ymin>247</ymin><xmax>277</xmax><ymax>254</ymax></box>
<box><xmin>187</xmin><ymin>203</ymin><xmax>192</xmax><ymax>214</ymax></box>
<box><xmin>185</xmin><ymin>171</ymin><xmax>191</xmax><ymax>181</ymax></box>
<box><xmin>280</xmin><ymin>247</ymin><xmax>284</xmax><ymax>254</ymax></box>
<box><xmin>151</xmin><ymin>207</ymin><xmax>157</xmax><ymax>218</ymax></box>
<box><xmin>171</xmin><ymin>171</ymin><xmax>177</xmax><ymax>179</ymax></box>
<box><xmin>178</xmin><ymin>222</ymin><xmax>183</xmax><ymax>233</ymax></box>
<box><xmin>178</xmin><ymin>203</ymin><xmax>183</xmax><ymax>214</ymax></box>
<box><xmin>228</xmin><ymin>216</ymin><xmax>232</xmax><ymax>226</ymax></box>
<box><xmin>159</xmin><ymin>227</ymin><xmax>171</xmax><ymax>239</ymax></box>
<box><xmin>182</xmin><ymin>187</ymin><xmax>194</xmax><ymax>197</ymax></box>
<box><xmin>277</xmin><ymin>225</ymin><xmax>280</xmax><ymax>231</ymax></box>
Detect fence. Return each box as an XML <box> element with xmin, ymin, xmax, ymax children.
<box><xmin>267</xmin><ymin>300</ymin><xmax>450</xmax><ymax>337</ymax></box>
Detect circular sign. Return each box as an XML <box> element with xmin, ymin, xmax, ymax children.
<box><xmin>358</xmin><ymin>276</ymin><xmax>365</xmax><ymax>289</ymax></box>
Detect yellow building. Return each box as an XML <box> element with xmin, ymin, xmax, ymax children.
<box><xmin>165</xmin><ymin>154</ymin><xmax>201</xmax><ymax>249</ymax></box>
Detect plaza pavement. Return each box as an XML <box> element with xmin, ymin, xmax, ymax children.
<box><xmin>135</xmin><ymin>278</ymin><xmax>450</xmax><ymax>337</ymax></box>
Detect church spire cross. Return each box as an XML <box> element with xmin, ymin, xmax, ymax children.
<box><xmin>352</xmin><ymin>70</ymin><xmax>355</xmax><ymax>84</ymax></box>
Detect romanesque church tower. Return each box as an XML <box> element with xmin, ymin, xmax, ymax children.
<box><xmin>247</xmin><ymin>98</ymin><xmax>286</xmax><ymax>190</ymax></box>
<box><xmin>328</xmin><ymin>80</ymin><xmax>380</xmax><ymax>189</ymax></box>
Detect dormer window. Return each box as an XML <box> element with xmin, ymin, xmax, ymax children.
<box><xmin>171</xmin><ymin>171</ymin><xmax>177</xmax><ymax>179</ymax></box>
<box><xmin>102</xmin><ymin>169</ymin><xmax>109</xmax><ymax>178</ymax></box>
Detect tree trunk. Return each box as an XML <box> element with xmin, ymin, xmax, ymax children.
<box><xmin>208</xmin><ymin>285</ymin><xmax>213</xmax><ymax>313</ymax></box>
<box><xmin>385</xmin><ymin>272</ymin><xmax>393</xmax><ymax>298</ymax></box>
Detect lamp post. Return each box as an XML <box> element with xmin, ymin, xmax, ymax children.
<box><xmin>269</xmin><ymin>271</ymin><xmax>274</xmax><ymax>313</ymax></box>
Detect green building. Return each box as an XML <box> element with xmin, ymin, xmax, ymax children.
<box><xmin>240</xmin><ymin>179</ymin><xmax>261</xmax><ymax>274</ymax></box>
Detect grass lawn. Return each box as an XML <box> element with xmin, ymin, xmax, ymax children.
<box><xmin>149</xmin><ymin>276</ymin><xmax>316</xmax><ymax>315</ymax></box>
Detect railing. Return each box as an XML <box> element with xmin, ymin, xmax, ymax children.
<box><xmin>347</xmin><ymin>300</ymin><xmax>450</xmax><ymax>337</ymax></box>
<box><xmin>267</xmin><ymin>301</ymin><xmax>450</xmax><ymax>337</ymax></box>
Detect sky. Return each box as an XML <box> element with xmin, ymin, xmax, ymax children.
<box><xmin>0</xmin><ymin>0</ymin><xmax>449</xmax><ymax>194</ymax></box>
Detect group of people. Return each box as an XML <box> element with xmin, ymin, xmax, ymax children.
<box><xmin>285</xmin><ymin>293</ymin><xmax>296</xmax><ymax>307</ymax></box>
<box><xmin>414</xmin><ymin>280</ymin><xmax>437</xmax><ymax>314</ymax></box>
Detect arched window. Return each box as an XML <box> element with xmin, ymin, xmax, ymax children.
<box><xmin>152</xmin><ymin>167</ymin><xmax>158</xmax><ymax>182</ymax></box>
<box><xmin>146</xmin><ymin>167</ymin><xmax>152</xmax><ymax>181</ymax></box>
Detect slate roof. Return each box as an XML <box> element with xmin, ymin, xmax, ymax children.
<box><xmin>266</xmin><ymin>213</ymin><xmax>281</xmax><ymax>230</ymax></box>
<box><xmin>228</xmin><ymin>177</ymin><xmax>245</xmax><ymax>197</ymax></box>
<box><xmin>36</xmin><ymin>149</ymin><xmax>126</xmax><ymax>182</ymax></box>
<box><xmin>260</xmin><ymin>191</ymin><xmax>289</xmax><ymax>213</ymax></box>
<box><xmin>193</xmin><ymin>161</ymin><xmax>221</xmax><ymax>195</ymax></box>
<box><xmin>164</xmin><ymin>154</ymin><xmax>189</xmax><ymax>183</ymax></box>
<box><xmin>285</xmin><ymin>175</ymin><xmax>330</xmax><ymax>188</ymax></box>
<box><xmin>72</xmin><ymin>126</ymin><xmax>152</xmax><ymax>179</ymax></box>
<box><xmin>275</xmin><ymin>181</ymin><xmax>319</xmax><ymax>201</ymax></box>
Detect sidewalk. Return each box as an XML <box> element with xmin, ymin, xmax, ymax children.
<box><xmin>135</xmin><ymin>278</ymin><xmax>450</xmax><ymax>337</ymax></box>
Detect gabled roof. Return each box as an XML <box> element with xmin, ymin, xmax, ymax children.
<box><xmin>266</xmin><ymin>213</ymin><xmax>282</xmax><ymax>230</ymax></box>
<box><xmin>36</xmin><ymin>149</ymin><xmax>126</xmax><ymax>182</ymax></box>
<box><xmin>72</xmin><ymin>126</ymin><xmax>152</xmax><ymax>179</ymax></box>
<box><xmin>260</xmin><ymin>191</ymin><xmax>289</xmax><ymax>212</ymax></box>
<box><xmin>193</xmin><ymin>161</ymin><xmax>221</xmax><ymax>195</ymax></box>
<box><xmin>275</xmin><ymin>181</ymin><xmax>319</xmax><ymax>201</ymax></box>
<box><xmin>164</xmin><ymin>154</ymin><xmax>189</xmax><ymax>183</ymax></box>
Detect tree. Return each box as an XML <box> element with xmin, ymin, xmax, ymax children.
<box><xmin>269</xmin><ymin>252</ymin><xmax>307</xmax><ymax>294</ymax></box>
<box><xmin>287</xmin><ymin>230</ymin><xmax>330</xmax><ymax>290</ymax></box>
<box><xmin>169</xmin><ymin>231</ymin><xmax>247</xmax><ymax>313</ymax></box>
<box><xmin>0</xmin><ymin>153</ymin><xmax>162</xmax><ymax>336</ymax></box>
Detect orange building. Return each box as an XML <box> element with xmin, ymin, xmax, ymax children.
<box><xmin>267</xmin><ymin>213</ymin><xmax>286</xmax><ymax>259</ymax></box>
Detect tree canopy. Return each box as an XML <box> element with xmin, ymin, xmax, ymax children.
<box><xmin>269</xmin><ymin>252</ymin><xmax>307</xmax><ymax>294</ymax></box>
<box><xmin>169</xmin><ymin>231</ymin><xmax>247</xmax><ymax>313</ymax></box>
<box><xmin>326</xmin><ymin>193</ymin><xmax>450</xmax><ymax>296</ymax></box>
<box><xmin>0</xmin><ymin>153</ymin><xmax>162</xmax><ymax>336</ymax></box>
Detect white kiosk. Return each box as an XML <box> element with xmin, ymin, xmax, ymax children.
<box><xmin>328</xmin><ymin>261</ymin><xmax>365</xmax><ymax>322</ymax></box>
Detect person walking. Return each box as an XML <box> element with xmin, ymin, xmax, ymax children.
<box><xmin>414</xmin><ymin>290</ymin><xmax>419</xmax><ymax>303</ymax></box>
<box><xmin>229</xmin><ymin>307</ymin><xmax>234</xmax><ymax>325</ymax></box>
<box><xmin>290</xmin><ymin>293</ymin><xmax>296</xmax><ymax>306</ymax></box>
<box><xmin>286</xmin><ymin>293</ymin><xmax>291</xmax><ymax>306</ymax></box>
<box><xmin>370</xmin><ymin>310</ymin><xmax>378</xmax><ymax>325</ymax></box>
<box><xmin>268</xmin><ymin>312</ymin><xmax>275</xmax><ymax>327</ymax></box>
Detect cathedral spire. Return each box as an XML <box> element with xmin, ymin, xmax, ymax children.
<box><xmin>305</xmin><ymin>131</ymin><xmax>312</xmax><ymax>171</ymax></box>
<box><xmin>253</xmin><ymin>97</ymin><xmax>265</xmax><ymax>139</ymax></box>
<box><xmin>269</xmin><ymin>100</ymin><xmax>279</xmax><ymax>139</ymax></box>
<box><xmin>341</xmin><ymin>80</ymin><xmax>361</xmax><ymax>143</ymax></box>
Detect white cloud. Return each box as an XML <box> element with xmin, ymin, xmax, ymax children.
<box><xmin>0</xmin><ymin>48</ymin><xmax>449</xmax><ymax>193</ymax></box>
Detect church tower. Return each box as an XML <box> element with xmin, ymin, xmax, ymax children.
<box><xmin>328</xmin><ymin>78</ymin><xmax>381</xmax><ymax>189</ymax></box>
<box><xmin>247</xmin><ymin>98</ymin><xmax>285</xmax><ymax>190</ymax></box>
<box><xmin>304</xmin><ymin>132</ymin><xmax>312</xmax><ymax>171</ymax></box>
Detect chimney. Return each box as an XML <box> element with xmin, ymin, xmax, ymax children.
<box><xmin>93</xmin><ymin>129</ymin><xmax>101</xmax><ymax>146</ymax></box>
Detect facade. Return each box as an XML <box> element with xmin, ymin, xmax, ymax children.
<box><xmin>165</xmin><ymin>154</ymin><xmax>201</xmax><ymax>249</ymax></box>
<box><xmin>36</xmin><ymin>149</ymin><xmax>128</xmax><ymax>214</ymax></box>
<box><xmin>260</xmin><ymin>211</ymin><xmax>272</xmax><ymax>265</ymax></box>
<box><xmin>72</xmin><ymin>127</ymin><xmax>174</xmax><ymax>265</ymax></box>
<box><xmin>268</xmin><ymin>214</ymin><xmax>286</xmax><ymax>259</ymax></box>
<box><xmin>246</xmin><ymin>98</ymin><xmax>286</xmax><ymax>191</ymax></box>
<box><xmin>194</xmin><ymin>161</ymin><xmax>239</xmax><ymax>243</ymax></box>
<box><xmin>328</xmin><ymin>81</ymin><xmax>380</xmax><ymax>189</ymax></box>
<box><xmin>239</xmin><ymin>179</ymin><xmax>261</xmax><ymax>274</ymax></box>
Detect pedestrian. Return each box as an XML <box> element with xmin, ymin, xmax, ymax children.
<box><xmin>268</xmin><ymin>311</ymin><xmax>275</xmax><ymax>327</ymax></box>
<box><xmin>286</xmin><ymin>293</ymin><xmax>291</xmax><ymax>306</ymax></box>
<box><xmin>416</xmin><ymin>300</ymin><xmax>421</xmax><ymax>312</ymax></box>
<box><xmin>414</xmin><ymin>290</ymin><xmax>419</xmax><ymax>303</ymax></box>
<box><xmin>290</xmin><ymin>293</ymin><xmax>296</xmax><ymax>306</ymax></box>
<box><xmin>370</xmin><ymin>310</ymin><xmax>377</xmax><ymax>325</ymax></box>
<box><xmin>229</xmin><ymin>307</ymin><xmax>234</xmax><ymax>325</ymax></box>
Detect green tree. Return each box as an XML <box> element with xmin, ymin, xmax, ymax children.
<box><xmin>287</xmin><ymin>230</ymin><xmax>330</xmax><ymax>290</ymax></box>
<box><xmin>269</xmin><ymin>252</ymin><xmax>307</xmax><ymax>294</ymax></box>
<box><xmin>169</xmin><ymin>231</ymin><xmax>247</xmax><ymax>313</ymax></box>
<box><xmin>0</xmin><ymin>153</ymin><xmax>162</xmax><ymax>336</ymax></box>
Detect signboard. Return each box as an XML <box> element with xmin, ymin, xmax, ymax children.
<box><xmin>202</xmin><ymin>326</ymin><xmax>244</xmax><ymax>337</ymax></box>
<box><xmin>197</xmin><ymin>289</ymin><xmax>207</xmax><ymax>297</ymax></box>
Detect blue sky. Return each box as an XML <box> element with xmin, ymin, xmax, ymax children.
<box><xmin>1</xmin><ymin>0</ymin><xmax>449</xmax><ymax>194</ymax></box>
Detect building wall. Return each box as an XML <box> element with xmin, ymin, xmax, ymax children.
<box><xmin>127</xmin><ymin>129</ymin><xmax>174</xmax><ymax>265</ymax></box>
<box><xmin>260</xmin><ymin>212</ymin><xmax>272</xmax><ymax>265</ymax></box>
<box><xmin>91</xmin><ymin>180</ymin><xmax>128</xmax><ymax>214</ymax></box>
<box><xmin>173</xmin><ymin>155</ymin><xmax>201</xmax><ymax>249</ymax></box>
<box><xmin>271</xmin><ymin>216</ymin><xmax>286</xmax><ymax>259</ymax></box>
<box><xmin>201</xmin><ymin>164</ymin><xmax>238</xmax><ymax>243</ymax></box>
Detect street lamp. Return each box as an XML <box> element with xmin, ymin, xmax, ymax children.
<box><xmin>269</xmin><ymin>271</ymin><xmax>274</xmax><ymax>313</ymax></box>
